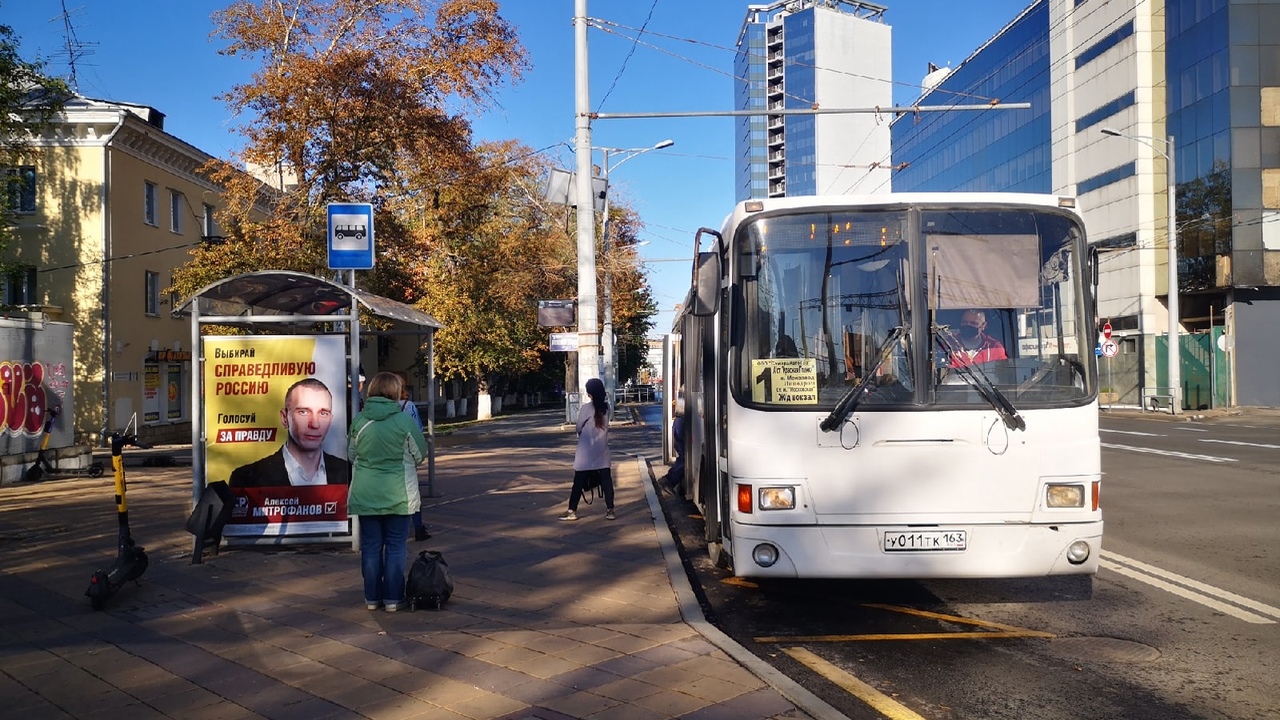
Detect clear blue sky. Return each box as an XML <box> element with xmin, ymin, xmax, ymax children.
<box><xmin>7</xmin><ymin>0</ymin><xmax>1031</xmax><ymax>338</ymax></box>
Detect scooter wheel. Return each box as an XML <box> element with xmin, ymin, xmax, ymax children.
<box><xmin>89</xmin><ymin>463</ymin><xmax>104</xmax><ymax>478</ymax></box>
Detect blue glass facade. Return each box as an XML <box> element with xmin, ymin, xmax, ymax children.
<box><xmin>1167</xmin><ymin>0</ymin><xmax>1233</xmax><ymax>292</ymax></box>
<box><xmin>782</xmin><ymin>12</ymin><xmax>818</xmax><ymax>196</ymax></box>
<box><xmin>890</xmin><ymin>1</ymin><xmax>1051</xmax><ymax>193</ymax></box>
<box><xmin>735</xmin><ymin>23</ymin><xmax>769</xmax><ymax>202</ymax></box>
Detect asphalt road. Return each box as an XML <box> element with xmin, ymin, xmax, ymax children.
<box><xmin>641</xmin><ymin>405</ymin><xmax>1280</xmax><ymax>720</ymax></box>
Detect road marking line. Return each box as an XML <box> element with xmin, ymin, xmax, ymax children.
<box><xmin>1199</xmin><ymin>438</ymin><xmax>1280</xmax><ymax>449</ymax></box>
<box><xmin>862</xmin><ymin>603</ymin><xmax>1055</xmax><ymax>636</ymax></box>
<box><xmin>756</xmin><ymin>605</ymin><xmax>1053</xmax><ymax>643</ymax></box>
<box><xmin>782</xmin><ymin>646</ymin><xmax>928</xmax><ymax>720</ymax></box>
<box><xmin>759</xmin><ymin>631</ymin><xmax>1051</xmax><ymax>642</ymax></box>
<box><xmin>1100</xmin><ymin>428</ymin><xmax>1164</xmax><ymax>436</ymax></box>
<box><xmin>1102</xmin><ymin>443</ymin><xmax>1236</xmax><ymax>463</ymax></box>
<box><xmin>1172</xmin><ymin>426</ymin><xmax>1208</xmax><ymax>432</ymax></box>
<box><xmin>1101</xmin><ymin>551</ymin><xmax>1278</xmax><ymax>624</ymax></box>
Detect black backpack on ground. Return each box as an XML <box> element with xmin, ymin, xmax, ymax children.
<box><xmin>406</xmin><ymin>550</ymin><xmax>453</xmax><ymax>610</ymax></box>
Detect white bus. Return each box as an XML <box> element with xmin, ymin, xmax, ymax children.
<box><xmin>666</xmin><ymin>194</ymin><xmax>1102</xmax><ymax>579</ymax></box>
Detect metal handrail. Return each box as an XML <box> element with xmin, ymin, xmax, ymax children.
<box><xmin>1140</xmin><ymin>386</ymin><xmax>1177</xmax><ymax>414</ymax></box>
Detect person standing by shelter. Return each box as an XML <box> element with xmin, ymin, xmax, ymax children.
<box><xmin>399</xmin><ymin>386</ymin><xmax>430</xmax><ymax>541</ymax></box>
<box><xmin>559</xmin><ymin>378</ymin><xmax>615</xmax><ymax>521</ymax></box>
<box><xmin>347</xmin><ymin>372</ymin><xmax>428</xmax><ymax>611</ymax></box>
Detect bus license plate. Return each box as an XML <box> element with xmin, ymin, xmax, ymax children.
<box><xmin>883</xmin><ymin>530</ymin><xmax>967</xmax><ymax>552</ymax></box>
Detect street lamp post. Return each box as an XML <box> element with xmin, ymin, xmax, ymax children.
<box><xmin>598</xmin><ymin>139</ymin><xmax>674</xmax><ymax>417</ymax></box>
<box><xmin>1102</xmin><ymin>127</ymin><xmax>1180</xmax><ymax>414</ymax></box>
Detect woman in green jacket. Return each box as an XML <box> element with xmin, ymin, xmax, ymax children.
<box><xmin>348</xmin><ymin>372</ymin><xmax>429</xmax><ymax>611</ymax></box>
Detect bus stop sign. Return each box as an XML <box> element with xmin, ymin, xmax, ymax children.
<box><xmin>327</xmin><ymin>203</ymin><xmax>375</xmax><ymax>270</ymax></box>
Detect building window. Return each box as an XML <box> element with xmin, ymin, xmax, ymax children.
<box><xmin>170</xmin><ymin>190</ymin><xmax>183</xmax><ymax>233</ymax></box>
<box><xmin>1078</xmin><ymin>162</ymin><xmax>1136</xmax><ymax>195</ymax></box>
<box><xmin>1076</xmin><ymin>91</ymin><xmax>1136</xmax><ymax>133</ymax></box>
<box><xmin>1</xmin><ymin>266</ymin><xmax>37</xmax><ymax>305</ymax></box>
<box><xmin>144</xmin><ymin>181</ymin><xmax>157</xmax><ymax>225</ymax></box>
<box><xmin>145</xmin><ymin>271</ymin><xmax>160</xmax><ymax>316</ymax></box>
<box><xmin>202</xmin><ymin>203</ymin><xmax>217</xmax><ymax>238</ymax></box>
<box><xmin>1075</xmin><ymin>20</ymin><xmax>1134</xmax><ymax>69</ymax></box>
<box><xmin>170</xmin><ymin>274</ymin><xmax>182</xmax><ymax>318</ymax></box>
<box><xmin>5</xmin><ymin>166</ymin><xmax>37</xmax><ymax>213</ymax></box>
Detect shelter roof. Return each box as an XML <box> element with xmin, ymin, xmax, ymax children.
<box><xmin>176</xmin><ymin>270</ymin><xmax>443</xmax><ymax>331</ymax></box>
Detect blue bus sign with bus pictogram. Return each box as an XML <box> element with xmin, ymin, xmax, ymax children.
<box><xmin>327</xmin><ymin>203</ymin><xmax>374</xmax><ymax>269</ymax></box>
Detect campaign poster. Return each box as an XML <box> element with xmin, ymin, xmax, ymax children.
<box><xmin>203</xmin><ymin>335</ymin><xmax>351</xmax><ymax>537</ymax></box>
<box><xmin>143</xmin><ymin>364</ymin><xmax>161</xmax><ymax>422</ymax></box>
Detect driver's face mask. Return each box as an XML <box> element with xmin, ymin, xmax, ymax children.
<box><xmin>958</xmin><ymin>323</ymin><xmax>981</xmax><ymax>343</ymax></box>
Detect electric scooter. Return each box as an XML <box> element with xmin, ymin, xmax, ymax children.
<box><xmin>85</xmin><ymin>418</ymin><xmax>151</xmax><ymax>610</ymax></box>
<box><xmin>22</xmin><ymin>406</ymin><xmax>104</xmax><ymax>482</ymax></box>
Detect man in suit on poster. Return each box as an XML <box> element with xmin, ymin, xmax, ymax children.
<box><xmin>229</xmin><ymin>378</ymin><xmax>351</xmax><ymax>488</ymax></box>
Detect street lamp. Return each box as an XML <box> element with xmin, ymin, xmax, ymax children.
<box><xmin>1101</xmin><ymin>127</ymin><xmax>1180</xmax><ymax>414</ymax></box>
<box><xmin>597</xmin><ymin>138</ymin><xmax>674</xmax><ymax>416</ymax></box>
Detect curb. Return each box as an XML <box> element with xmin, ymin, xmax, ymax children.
<box><xmin>635</xmin><ymin>455</ymin><xmax>848</xmax><ymax>720</ymax></box>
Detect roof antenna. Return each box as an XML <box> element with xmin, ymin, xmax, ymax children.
<box><xmin>56</xmin><ymin>0</ymin><xmax>97</xmax><ymax>93</ymax></box>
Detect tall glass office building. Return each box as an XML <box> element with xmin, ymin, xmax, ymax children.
<box><xmin>734</xmin><ymin>0</ymin><xmax>892</xmax><ymax>201</ymax></box>
<box><xmin>885</xmin><ymin>0</ymin><xmax>1280</xmax><ymax>408</ymax></box>
<box><xmin>891</xmin><ymin>2</ymin><xmax>1051</xmax><ymax>193</ymax></box>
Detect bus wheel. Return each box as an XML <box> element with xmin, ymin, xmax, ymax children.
<box><xmin>708</xmin><ymin>541</ymin><xmax>732</xmax><ymax>571</ymax></box>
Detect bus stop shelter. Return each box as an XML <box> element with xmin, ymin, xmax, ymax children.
<box><xmin>178</xmin><ymin>270</ymin><xmax>443</xmax><ymax>554</ymax></box>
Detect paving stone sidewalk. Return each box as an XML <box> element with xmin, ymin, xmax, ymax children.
<box><xmin>0</xmin><ymin>406</ymin><xmax>833</xmax><ymax>720</ymax></box>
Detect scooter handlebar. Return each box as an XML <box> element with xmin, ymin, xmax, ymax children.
<box><xmin>107</xmin><ymin>433</ymin><xmax>152</xmax><ymax>452</ymax></box>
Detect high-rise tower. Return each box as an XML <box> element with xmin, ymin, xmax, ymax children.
<box><xmin>735</xmin><ymin>0</ymin><xmax>892</xmax><ymax>201</ymax></box>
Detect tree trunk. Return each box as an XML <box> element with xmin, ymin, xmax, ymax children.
<box><xmin>475</xmin><ymin>374</ymin><xmax>491</xmax><ymax>421</ymax></box>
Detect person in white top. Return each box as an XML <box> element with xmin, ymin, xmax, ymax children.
<box><xmin>559</xmin><ymin>378</ymin><xmax>615</xmax><ymax>521</ymax></box>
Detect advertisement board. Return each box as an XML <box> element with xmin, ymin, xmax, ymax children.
<box><xmin>203</xmin><ymin>335</ymin><xmax>351</xmax><ymax>537</ymax></box>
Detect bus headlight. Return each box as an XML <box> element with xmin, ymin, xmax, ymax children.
<box><xmin>758</xmin><ymin>486</ymin><xmax>796</xmax><ymax>511</ymax></box>
<box><xmin>1046</xmin><ymin>484</ymin><xmax>1085</xmax><ymax>508</ymax></box>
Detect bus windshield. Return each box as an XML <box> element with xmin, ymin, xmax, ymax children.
<box><xmin>735</xmin><ymin>205</ymin><xmax>1094</xmax><ymax>410</ymax></box>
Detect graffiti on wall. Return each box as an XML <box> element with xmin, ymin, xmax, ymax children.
<box><xmin>0</xmin><ymin>361</ymin><xmax>62</xmax><ymax>436</ymax></box>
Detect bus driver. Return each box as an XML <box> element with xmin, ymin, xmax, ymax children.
<box><xmin>948</xmin><ymin>309</ymin><xmax>1007</xmax><ymax>368</ymax></box>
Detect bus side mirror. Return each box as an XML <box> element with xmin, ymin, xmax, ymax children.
<box><xmin>692</xmin><ymin>251</ymin><xmax>720</xmax><ymax>316</ymax></box>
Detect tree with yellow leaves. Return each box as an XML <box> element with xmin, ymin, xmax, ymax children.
<box><xmin>171</xmin><ymin>0</ymin><xmax>527</xmax><ymax>295</ymax></box>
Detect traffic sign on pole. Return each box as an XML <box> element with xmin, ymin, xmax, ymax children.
<box><xmin>1102</xmin><ymin>321</ymin><xmax>1112</xmax><ymax>339</ymax></box>
<box><xmin>1101</xmin><ymin>339</ymin><xmax>1119</xmax><ymax>357</ymax></box>
<box><xmin>327</xmin><ymin>203</ymin><xmax>375</xmax><ymax>270</ymax></box>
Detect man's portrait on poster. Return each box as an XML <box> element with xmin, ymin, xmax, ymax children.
<box><xmin>229</xmin><ymin>377</ymin><xmax>351</xmax><ymax>487</ymax></box>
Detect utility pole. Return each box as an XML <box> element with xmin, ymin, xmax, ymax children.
<box><xmin>573</xmin><ymin>0</ymin><xmax>599</xmax><ymax>396</ymax></box>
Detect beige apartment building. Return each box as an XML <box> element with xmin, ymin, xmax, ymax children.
<box><xmin>5</xmin><ymin>95</ymin><xmax>231</xmax><ymax>445</ymax></box>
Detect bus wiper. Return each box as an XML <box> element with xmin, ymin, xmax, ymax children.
<box><xmin>934</xmin><ymin>327</ymin><xmax>1026</xmax><ymax>431</ymax></box>
<box><xmin>820</xmin><ymin>325</ymin><xmax>905</xmax><ymax>433</ymax></box>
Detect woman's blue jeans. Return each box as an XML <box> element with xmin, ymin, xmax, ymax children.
<box><xmin>358</xmin><ymin>514</ymin><xmax>410</xmax><ymax>605</ymax></box>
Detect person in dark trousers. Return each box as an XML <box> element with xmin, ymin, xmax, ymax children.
<box><xmin>559</xmin><ymin>378</ymin><xmax>615</xmax><ymax>521</ymax></box>
<box><xmin>347</xmin><ymin>372</ymin><xmax>429</xmax><ymax>612</ymax></box>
